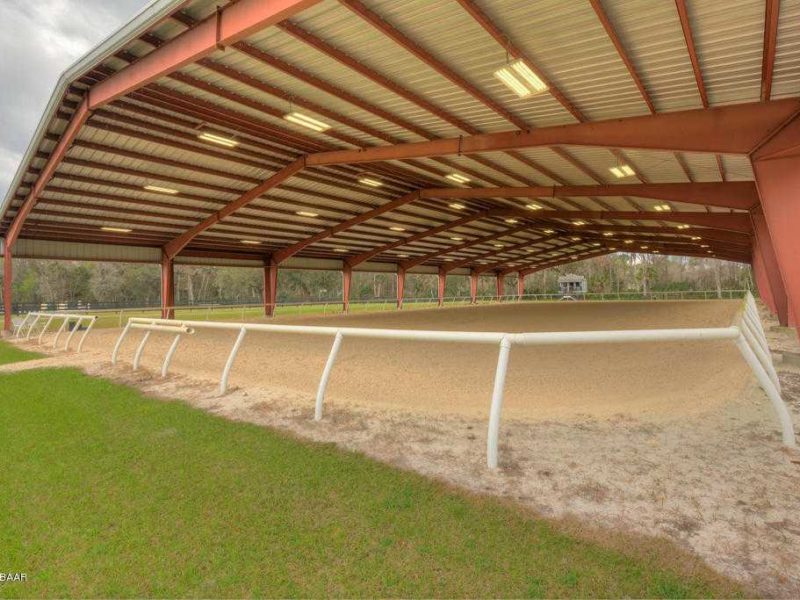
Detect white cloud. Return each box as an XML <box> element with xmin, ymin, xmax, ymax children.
<box><xmin>0</xmin><ymin>0</ymin><xmax>149</xmax><ymax>202</ymax></box>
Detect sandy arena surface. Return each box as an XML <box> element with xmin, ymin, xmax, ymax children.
<box><xmin>6</xmin><ymin>299</ymin><xmax>800</xmax><ymax>596</ymax></box>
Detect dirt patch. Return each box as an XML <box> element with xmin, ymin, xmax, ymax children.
<box><xmin>6</xmin><ymin>299</ymin><xmax>800</xmax><ymax>596</ymax></box>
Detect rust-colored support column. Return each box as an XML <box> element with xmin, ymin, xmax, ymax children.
<box><xmin>263</xmin><ymin>257</ymin><xmax>278</xmax><ymax>317</ymax></box>
<box><xmin>3</xmin><ymin>247</ymin><xmax>12</xmax><ymax>332</ymax></box>
<box><xmin>751</xmin><ymin>241</ymin><xmax>776</xmax><ymax>315</ymax></box>
<box><xmin>496</xmin><ymin>273</ymin><xmax>506</xmax><ymax>300</ymax></box>
<box><xmin>396</xmin><ymin>266</ymin><xmax>405</xmax><ymax>309</ymax></box>
<box><xmin>752</xmin><ymin>115</ymin><xmax>800</xmax><ymax>332</ymax></box>
<box><xmin>469</xmin><ymin>270</ymin><xmax>479</xmax><ymax>304</ymax></box>
<box><xmin>342</xmin><ymin>262</ymin><xmax>353</xmax><ymax>313</ymax></box>
<box><xmin>517</xmin><ymin>272</ymin><xmax>525</xmax><ymax>299</ymax></box>
<box><xmin>751</xmin><ymin>206</ymin><xmax>789</xmax><ymax>325</ymax></box>
<box><xmin>160</xmin><ymin>252</ymin><xmax>175</xmax><ymax>319</ymax></box>
<box><xmin>437</xmin><ymin>266</ymin><xmax>447</xmax><ymax>306</ymax></box>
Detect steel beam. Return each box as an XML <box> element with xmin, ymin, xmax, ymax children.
<box><xmin>437</xmin><ymin>267</ymin><xmax>447</xmax><ymax>306</ymax></box>
<box><xmin>160</xmin><ymin>251</ymin><xmax>175</xmax><ymax>320</ymax></box>
<box><xmin>89</xmin><ymin>0</ymin><xmax>321</xmax><ymax>107</ymax></box>
<box><xmin>2</xmin><ymin>247</ymin><xmax>11</xmax><ymax>332</ymax></box>
<box><xmin>396</xmin><ymin>267</ymin><xmax>406</xmax><ymax>309</ymax></box>
<box><xmin>342</xmin><ymin>263</ymin><xmax>353</xmax><ymax>313</ymax></box>
<box><xmin>163</xmin><ymin>157</ymin><xmax>306</xmax><ymax>259</ymax></box>
<box><xmin>264</xmin><ymin>257</ymin><xmax>278</xmax><ymax>317</ymax></box>
<box><xmin>761</xmin><ymin>0</ymin><xmax>781</xmax><ymax>102</ymax></box>
<box><xmin>420</xmin><ymin>182</ymin><xmax>759</xmax><ymax>209</ymax></box>
<box><xmin>305</xmin><ymin>100</ymin><xmax>800</xmax><ymax>166</ymax></box>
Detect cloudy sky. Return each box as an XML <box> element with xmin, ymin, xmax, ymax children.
<box><xmin>0</xmin><ymin>0</ymin><xmax>149</xmax><ymax>200</ymax></box>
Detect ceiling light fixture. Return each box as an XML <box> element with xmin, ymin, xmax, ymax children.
<box><xmin>198</xmin><ymin>131</ymin><xmax>238</xmax><ymax>147</ymax></box>
<box><xmin>609</xmin><ymin>164</ymin><xmax>635</xmax><ymax>178</ymax></box>
<box><xmin>543</xmin><ymin>229</ymin><xmax>555</xmax><ymax>234</ymax></box>
<box><xmin>602</xmin><ymin>231</ymin><xmax>613</xmax><ymax>236</ymax></box>
<box><xmin>494</xmin><ymin>243</ymin><xmax>505</xmax><ymax>248</ymax></box>
<box><xmin>450</xmin><ymin>236</ymin><xmax>464</xmax><ymax>241</ymax></box>
<box><xmin>691</xmin><ymin>236</ymin><xmax>702</xmax><ymax>241</ymax></box>
<box><xmin>505</xmin><ymin>218</ymin><xmax>519</xmax><ymax>224</ymax></box>
<box><xmin>283</xmin><ymin>111</ymin><xmax>331</xmax><ymax>132</ymax></box>
<box><xmin>653</xmin><ymin>204</ymin><xmax>671</xmax><ymax>212</ymax></box>
<box><xmin>143</xmin><ymin>185</ymin><xmax>179</xmax><ymax>195</ymax></box>
<box><xmin>493</xmin><ymin>58</ymin><xmax>548</xmax><ymax>98</ymax></box>
<box><xmin>445</xmin><ymin>173</ymin><xmax>470</xmax><ymax>184</ymax></box>
<box><xmin>390</xmin><ymin>226</ymin><xmax>406</xmax><ymax>232</ymax></box>
<box><xmin>101</xmin><ymin>226</ymin><xmax>132</xmax><ymax>233</ymax></box>
<box><xmin>449</xmin><ymin>202</ymin><xmax>466</xmax><ymax>210</ymax></box>
<box><xmin>241</xmin><ymin>239</ymin><xmax>261</xmax><ymax>245</ymax></box>
<box><xmin>358</xmin><ymin>176</ymin><xmax>383</xmax><ymax>188</ymax></box>
<box><xmin>526</xmin><ymin>203</ymin><xmax>543</xmax><ymax>211</ymax></box>
<box><xmin>572</xmin><ymin>220</ymin><xmax>586</xmax><ymax>226</ymax></box>
<box><xmin>333</xmin><ymin>247</ymin><xmax>349</xmax><ymax>253</ymax></box>
<box><xmin>676</xmin><ymin>224</ymin><xmax>690</xmax><ymax>230</ymax></box>
<box><xmin>296</xmin><ymin>210</ymin><xmax>319</xmax><ymax>218</ymax></box>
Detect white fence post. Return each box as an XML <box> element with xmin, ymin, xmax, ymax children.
<box><xmin>487</xmin><ymin>336</ymin><xmax>513</xmax><ymax>469</ymax></box>
<box><xmin>76</xmin><ymin>317</ymin><xmax>97</xmax><ymax>352</ymax></box>
<box><xmin>220</xmin><ymin>327</ymin><xmax>247</xmax><ymax>394</ymax></box>
<box><xmin>315</xmin><ymin>330</ymin><xmax>343</xmax><ymax>421</ymax></box>
<box><xmin>111</xmin><ymin>322</ymin><xmax>132</xmax><ymax>365</ymax></box>
<box><xmin>161</xmin><ymin>334</ymin><xmax>182</xmax><ymax>377</ymax></box>
<box><xmin>132</xmin><ymin>331</ymin><xmax>152</xmax><ymax>371</ymax></box>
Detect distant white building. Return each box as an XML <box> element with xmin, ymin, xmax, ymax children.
<box><xmin>558</xmin><ymin>273</ymin><xmax>587</xmax><ymax>296</ymax></box>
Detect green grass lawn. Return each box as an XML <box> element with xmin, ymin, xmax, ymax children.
<box><xmin>0</xmin><ymin>368</ymin><xmax>741</xmax><ymax>598</ymax></box>
<box><xmin>0</xmin><ymin>339</ymin><xmax>43</xmax><ymax>366</ymax></box>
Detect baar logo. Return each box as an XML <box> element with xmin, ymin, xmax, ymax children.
<box><xmin>0</xmin><ymin>573</ymin><xmax>27</xmax><ymax>583</ymax></box>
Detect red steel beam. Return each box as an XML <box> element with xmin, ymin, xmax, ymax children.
<box><xmin>163</xmin><ymin>157</ymin><xmax>306</xmax><ymax>258</ymax></box>
<box><xmin>89</xmin><ymin>0</ymin><xmax>321</xmax><ymax>107</ymax></box>
<box><xmin>761</xmin><ymin>0</ymin><xmax>781</xmax><ymax>102</ymax></box>
<box><xmin>420</xmin><ymin>181</ymin><xmax>759</xmax><ymax>209</ymax></box>
<box><xmin>5</xmin><ymin>99</ymin><xmax>89</xmax><ymax>248</ymax></box>
<box><xmin>272</xmin><ymin>191</ymin><xmax>421</xmax><ymax>264</ymax></box>
<box><xmin>401</xmin><ymin>224</ymin><xmax>533</xmax><ymax>271</ymax></box>
<box><xmin>347</xmin><ymin>211</ymin><xmax>492</xmax><ymax>267</ymax></box>
<box><xmin>305</xmin><ymin>100</ymin><xmax>800</xmax><ymax>165</ymax></box>
<box><xmin>675</xmin><ymin>0</ymin><xmax>709</xmax><ymax>108</ymax></box>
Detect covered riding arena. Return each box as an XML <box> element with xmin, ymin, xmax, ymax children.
<box><xmin>2</xmin><ymin>0</ymin><xmax>800</xmax><ymax>595</ymax></box>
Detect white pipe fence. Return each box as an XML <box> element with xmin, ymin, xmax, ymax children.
<box><xmin>111</xmin><ymin>292</ymin><xmax>794</xmax><ymax>468</ymax></box>
<box><xmin>13</xmin><ymin>311</ymin><xmax>97</xmax><ymax>352</ymax></box>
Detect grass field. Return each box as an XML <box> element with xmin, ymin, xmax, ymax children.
<box><xmin>0</xmin><ymin>368</ymin><xmax>741</xmax><ymax>598</ymax></box>
<box><xmin>0</xmin><ymin>339</ymin><xmax>43</xmax><ymax>365</ymax></box>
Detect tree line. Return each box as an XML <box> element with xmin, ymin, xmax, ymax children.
<box><xmin>1</xmin><ymin>254</ymin><xmax>753</xmax><ymax>309</ymax></box>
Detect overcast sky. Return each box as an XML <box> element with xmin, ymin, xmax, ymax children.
<box><xmin>0</xmin><ymin>0</ymin><xmax>149</xmax><ymax>201</ymax></box>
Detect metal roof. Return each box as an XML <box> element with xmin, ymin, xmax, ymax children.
<box><xmin>3</xmin><ymin>0</ymin><xmax>797</xmax><ymax>272</ymax></box>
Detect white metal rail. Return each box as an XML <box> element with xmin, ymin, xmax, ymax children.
<box><xmin>111</xmin><ymin>292</ymin><xmax>794</xmax><ymax>468</ymax></box>
<box><xmin>13</xmin><ymin>311</ymin><xmax>97</xmax><ymax>352</ymax></box>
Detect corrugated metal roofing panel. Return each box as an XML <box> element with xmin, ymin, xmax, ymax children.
<box><xmin>600</xmin><ymin>0</ymin><xmax>702</xmax><ymax>112</ymax></box>
<box><xmin>688</xmin><ymin>0</ymin><xmax>765</xmax><ymax>105</ymax></box>
<box><xmin>771</xmin><ymin>0</ymin><xmax>800</xmax><ymax>99</ymax></box>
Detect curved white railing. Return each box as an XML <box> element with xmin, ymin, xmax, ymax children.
<box><xmin>13</xmin><ymin>311</ymin><xmax>97</xmax><ymax>352</ymax></box>
<box><xmin>111</xmin><ymin>292</ymin><xmax>794</xmax><ymax>468</ymax></box>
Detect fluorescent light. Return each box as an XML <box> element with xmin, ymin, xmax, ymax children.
<box><xmin>543</xmin><ymin>229</ymin><xmax>555</xmax><ymax>234</ymax></box>
<box><xmin>241</xmin><ymin>239</ymin><xmax>261</xmax><ymax>245</ymax></box>
<box><xmin>198</xmin><ymin>132</ymin><xmax>238</xmax><ymax>147</ymax></box>
<box><xmin>358</xmin><ymin>177</ymin><xmax>383</xmax><ymax>188</ymax></box>
<box><xmin>505</xmin><ymin>218</ymin><xmax>519</xmax><ymax>224</ymax></box>
<box><xmin>624</xmin><ymin>239</ymin><xmax>633</xmax><ymax>244</ymax></box>
<box><xmin>653</xmin><ymin>250</ymin><xmax>660</xmax><ymax>253</ymax></box>
<box><xmin>296</xmin><ymin>211</ymin><xmax>319</xmax><ymax>218</ymax></box>
<box><xmin>526</xmin><ymin>203</ymin><xmax>543</xmax><ymax>211</ymax></box>
<box><xmin>691</xmin><ymin>236</ymin><xmax>702</xmax><ymax>241</ymax></box>
<box><xmin>333</xmin><ymin>247</ymin><xmax>349</xmax><ymax>253</ymax></box>
<box><xmin>493</xmin><ymin>59</ymin><xmax>548</xmax><ymax>98</ymax></box>
<box><xmin>445</xmin><ymin>173</ymin><xmax>470</xmax><ymax>184</ymax></box>
<box><xmin>283</xmin><ymin>111</ymin><xmax>331</xmax><ymax>132</ymax></box>
<box><xmin>609</xmin><ymin>164</ymin><xmax>635</xmax><ymax>178</ymax></box>
<box><xmin>570</xmin><ymin>236</ymin><xmax>581</xmax><ymax>241</ymax></box>
<box><xmin>143</xmin><ymin>185</ymin><xmax>179</xmax><ymax>195</ymax></box>
<box><xmin>101</xmin><ymin>226</ymin><xmax>132</xmax><ymax>233</ymax></box>
<box><xmin>572</xmin><ymin>220</ymin><xmax>586</xmax><ymax>226</ymax></box>
<box><xmin>700</xmin><ymin>244</ymin><xmax>709</xmax><ymax>248</ymax></box>
<box><xmin>609</xmin><ymin>247</ymin><xmax>617</xmax><ymax>251</ymax></box>
<box><xmin>641</xmin><ymin>245</ymin><xmax>649</xmax><ymax>249</ymax></box>
<box><xmin>450</xmin><ymin>236</ymin><xmax>464</xmax><ymax>241</ymax></box>
<box><xmin>653</xmin><ymin>204</ymin><xmax>671</xmax><ymax>212</ymax></box>
<box><xmin>602</xmin><ymin>232</ymin><xmax>613</xmax><ymax>236</ymax></box>
<box><xmin>390</xmin><ymin>226</ymin><xmax>406</xmax><ymax>232</ymax></box>
<box><xmin>449</xmin><ymin>202</ymin><xmax>466</xmax><ymax>210</ymax></box>
<box><xmin>397</xmin><ymin>253</ymin><xmax>409</xmax><ymax>258</ymax></box>
<box><xmin>592</xmin><ymin>243</ymin><xmax>601</xmax><ymax>247</ymax></box>
<box><xmin>493</xmin><ymin>243</ymin><xmax>505</xmax><ymax>248</ymax></box>
<box><xmin>676</xmin><ymin>224</ymin><xmax>690</xmax><ymax>230</ymax></box>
